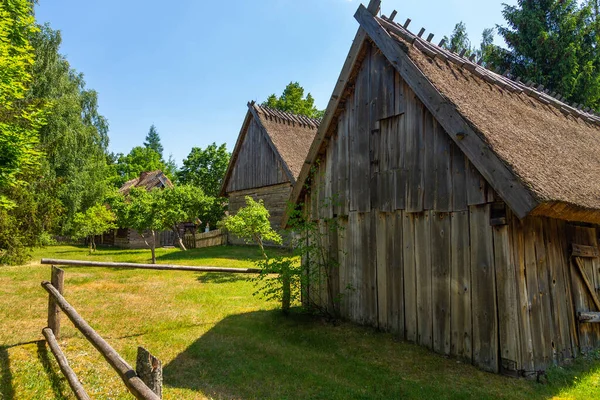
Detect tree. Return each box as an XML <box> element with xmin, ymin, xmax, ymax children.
<box><xmin>487</xmin><ymin>0</ymin><xmax>600</xmax><ymax>110</ymax></box>
<box><xmin>218</xmin><ymin>196</ymin><xmax>294</xmax><ymax>313</ymax></box>
<box><xmin>71</xmin><ymin>204</ymin><xmax>116</xmax><ymax>253</ymax></box>
<box><xmin>262</xmin><ymin>82</ymin><xmax>324</xmax><ymax>119</ymax></box>
<box><xmin>178</xmin><ymin>143</ymin><xmax>230</xmax><ymax>197</ymax></box>
<box><xmin>144</xmin><ymin>124</ymin><xmax>163</xmax><ymax>158</ymax></box>
<box><xmin>0</xmin><ymin>0</ymin><xmax>47</xmax><ymax>209</ymax></box>
<box><xmin>156</xmin><ymin>185</ymin><xmax>214</xmax><ymax>250</ymax></box>
<box><xmin>29</xmin><ymin>24</ymin><xmax>111</xmax><ymax>233</ymax></box>
<box><xmin>443</xmin><ymin>22</ymin><xmax>472</xmax><ymax>56</ymax></box>
<box><xmin>114</xmin><ymin>146</ymin><xmax>166</xmax><ymax>185</ymax></box>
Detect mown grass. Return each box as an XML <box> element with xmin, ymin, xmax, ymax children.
<box><xmin>0</xmin><ymin>244</ymin><xmax>599</xmax><ymax>399</ymax></box>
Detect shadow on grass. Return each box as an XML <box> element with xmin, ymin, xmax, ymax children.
<box><xmin>196</xmin><ymin>273</ymin><xmax>248</xmax><ymax>284</ymax></box>
<box><xmin>163</xmin><ymin>311</ymin><xmax>600</xmax><ymax>400</ymax></box>
<box><xmin>36</xmin><ymin>340</ymin><xmax>68</xmax><ymax>399</ymax></box>
<box><xmin>0</xmin><ymin>345</ymin><xmax>14</xmax><ymax>400</ymax></box>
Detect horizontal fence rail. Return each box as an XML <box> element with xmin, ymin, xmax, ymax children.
<box><xmin>42</xmin><ymin>328</ymin><xmax>91</xmax><ymax>400</ymax></box>
<box><xmin>41</xmin><ymin>280</ymin><xmax>161</xmax><ymax>400</ymax></box>
<box><xmin>41</xmin><ymin>258</ymin><xmax>261</xmax><ymax>274</ymax></box>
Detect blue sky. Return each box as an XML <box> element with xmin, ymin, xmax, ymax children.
<box><xmin>35</xmin><ymin>0</ymin><xmax>516</xmax><ymax>166</ymax></box>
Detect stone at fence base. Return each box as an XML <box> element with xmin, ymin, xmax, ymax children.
<box><xmin>136</xmin><ymin>346</ymin><xmax>162</xmax><ymax>398</ymax></box>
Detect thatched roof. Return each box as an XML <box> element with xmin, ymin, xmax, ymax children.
<box><xmin>220</xmin><ymin>102</ymin><xmax>319</xmax><ymax>196</ymax></box>
<box><xmin>288</xmin><ymin>1</ymin><xmax>600</xmax><ymax>225</ymax></box>
<box><xmin>119</xmin><ymin>170</ymin><xmax>173</xmax><ymax>195</ymax></box>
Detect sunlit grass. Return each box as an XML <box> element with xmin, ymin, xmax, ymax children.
<box><xmin>0</xmin><ymin>245</ymin><xmax>599</xmax><ymax>399</ymax></box>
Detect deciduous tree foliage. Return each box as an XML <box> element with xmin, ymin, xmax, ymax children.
<box><xmin>71</xmin><ymin>204</ymin><xmax>116</xmax><ymax>253</ymax></box>
<box><xmin>113</xmin><ymin>146</ymin><xmax>167</xmax><ymax>186</ymax></box>
<box><xmin>178</xmin><ymin>143</ymin><xmax>230</xmax><ymax>197</ymax></box>
<box><xmin>0</xmin><ymin>0</ymin><xmax>46</xmax><ymax>209</ymax></box>
<box><xmin>29</xmin><ymin>24</ymin><xmax>111</xmax><ymax>233</ymax></box>
<box><xmin>262</xmin><ymin>82</ymin><xmax>324</xmax><ymax>119</ymax></box>
<box><xmin>487</xmin><ymin>0</ymin><xmax>600</xmax><ymax>110</ymax></box>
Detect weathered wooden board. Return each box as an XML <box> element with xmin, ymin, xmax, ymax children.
<box><xmin>466</xmin><ymin>161</ymin><xmax>487</xmax><ymax>206</ymax></box>
<box><xmin>470</xmin><ymin>204</ymin><xmax>498</xmax><ymax>372</ymax></box>
<box><xmin>376</xmin><ymin>213</ymin><xmax>388</xmax><ymax>330</ymax></box>
<box><xmin>450</xmin><ymin>211</ymin><xmax>471</xmax><ymax>361</ymax></box>
<box><xmin>572</xmin><ymin>243</ymin><xmax>599</xmax><ymax>258</ymax></box>
<box><xmin>431</xmin><ymin>212</ymin><xmax>451</xmax><ymax>354</ymax></box>
<box><xmin>451</xmin><ymin>143</ymin><xmax>468</xmax><ymax>212</ymax></box>
<box><xmin>533</xmin><ymin>218</ymin><xmax>557</xmax><ymax>366</ymax></box>
<box><xmin>389</xmin><ymin>211</ymin><xmax>404</xmax><ymax>335</ymax></box>
<box><xmin>405</xmin><ymin>92</ymin><xmax>424</xmax><ymax>213</ymax></box>
<box><xmin>493</xmin><ymin>223</ymin><xmax>521</xmax><ymax>374</ymax></box>
<box><xmin>403</xmin><ymin>212</ymin><xmax>417</xmax><ymax>342</ymax></box>
<box><xmin>433</xmin><ymin>121</ymin><xmax>452</xmax><ymax>212</ymax></box>
<box><xmin>422</xmin><ymin>111</ymin><xmax>435</xmax><ymax>211</ymax></box>
<box><xmin>415</xmin><ymin>211</ymin><xmax>433</xmax><ymax>348</ymax></box>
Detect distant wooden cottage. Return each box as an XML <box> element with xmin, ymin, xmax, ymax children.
<box><xmin>288</xmin><ymin>0</ymin><xmax>600</xmax><ymax>376</ymax></box>
<box><xmin>104</xmin><ymin>170</ymin><xmax>174</xmax><ymax>248</ymax></box>
<box><xmin>220</xmin><ymin>102</ymin><xmax>319</xmax><ymax>241</ymax></box>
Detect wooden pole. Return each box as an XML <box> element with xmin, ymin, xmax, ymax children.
<box><xmin>41</xmin><ymin>281</ymin><xmax>160</xmax><ymax>400</ymax></box>
<box><xmin>42</xmin><ymin>328</ymin><xmax>91</xmax><ymax>400</ymax></box>
<box><xmin>47</xmin><ymin>266</ymin><xmax>64</xmax><ymax>338</ymax></box>
<box><xmin>41</xmin><ymin>258</ymin><xmax>261</xmax><ymax>274</ymax></box>
<box><xmin>136</xmin><ymin>347</ymin><xmax>162</xmax><ymax>398</ymax></box>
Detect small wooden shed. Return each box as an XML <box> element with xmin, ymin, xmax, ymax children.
<box><xmin>220</xmin><ymin>102</ymin><xmax>319</xmax><ymax>241</ymax></box>
<box><xmin>288</xmin><ymin>0</ymin><xmax>600</xmax><ymax>375</ymax></box>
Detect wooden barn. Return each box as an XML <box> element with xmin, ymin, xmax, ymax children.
<box><xmin>104</xmin><ymin>170</ymin><xmax>174</xmax><ymax>249</ymax></box>
<box><xmin>220</xmin><ymin>102</ymin><xmax>319</xmax><ymax>242</ymax></box>
<box><xmin>288</xmin><ymin>0</ymin><xmax>600</xmax><ymax>376</ymax></box>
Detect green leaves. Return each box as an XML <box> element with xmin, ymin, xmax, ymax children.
<box><xmin>178</xmin><ymin>143</ymin><xmax>230</xmax><ymax>198</ymax></box>
<box><xmin>144</xmin><ymin>124</ymin><xmax>163</xmax><ymax>158</ymax></box>
<box><xmin>71</xmin><ymin>204</ymin><xmax>117</xmax><ymax>240</ymax></box>
<box><xmin>262</xmin><ymin>82</ymin><xmax>324</xmax><ymax>119</ymax></box>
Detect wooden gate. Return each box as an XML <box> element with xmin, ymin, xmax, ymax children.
<box><xmin>567</xmin><ymin>224</ymin><xmax>600</xmax><ymax>353</ymax></box>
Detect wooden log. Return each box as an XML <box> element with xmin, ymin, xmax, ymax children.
<box><xmin>578</xmin><ymin>312</ymin><xmax>600</xmax><ymax>323</ymax></box>
<box><xmin>41</xmin><ymin>282</ymin><xmax>160</xmax><ymax>400</ymax></box>
<box><xmin>136</xmin><ymin>347</ymin><xmax>162</xmax><ymax>398</ymax></box>
<box><xmin>41</xmin><ymin>259</ymin><xmax>261</xmax><ymax>274</ymax></box>
<box><xmin>42</xmin><ymin>328</ymin><xmax>91</xmax><ymax>400</ymax></box>
<box><xmin>48</xmin><ymin>266</ymin><xmax>64</xmax><ymax>338</ymax></box>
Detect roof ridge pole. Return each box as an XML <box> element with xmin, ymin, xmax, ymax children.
<box><xmin>366</xmin><ymin>0</ymin><xmax>381</xmax><ymax>15</ymax></box>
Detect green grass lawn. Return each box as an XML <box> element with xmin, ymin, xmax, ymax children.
<box><xmin>1</xmin><ymin>244</ymin><xmax>599</xmax><ymax>399</ymax></box>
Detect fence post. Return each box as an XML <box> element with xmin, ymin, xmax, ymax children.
<box><xmin>48</xmin><ymin>266</ymin><xmax>65</xmax><ymax>338</ymax></box>
<box><xmin>136</xmin><ymin>347</ymin><xmax>162</xmax><ymax>398</ymax></box>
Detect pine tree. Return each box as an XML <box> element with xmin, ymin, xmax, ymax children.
<box><xmin>262</xmin><ymin>82</ymin><xmax>324</xmax><ymax>119</ymax></box>
<box><xmin>486</xmin><ymin>0</ymin><xmax>600</xmax><ymax>110</ymax></box>
<box><xmin>144</xmin><ymin>124</ymin><xmax>164</xmax><ymax>158</ymax></box>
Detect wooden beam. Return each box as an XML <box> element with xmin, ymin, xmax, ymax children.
<box><xmin>136</xmin><ymin>347</ymin><xmax>162</xmax><ymax>398</ymax></box>
<box><xmin>354</xmin><ymin>6</ymin><xmax>538</xmax><ymax>219</ymax></box>
<box><xmin>403</xmin><ymin>18</ymin><xmax>411</xmax><ymax>28</ymax></box>
<box><xmin>389</xmin><ymin>10</ymin><xmax>397</xmax><ymax>21</ymax></box>
<box><xmin>41</xmin><ymin>258</ymin><xmax>261</xmax><ymax>274</ymax></box>
<box><xmin>573</xmin><ymin>256</ymin><xmax>600</xmax><ymax>311</ymax></box>
<box><xmin>42</xmin><ymin>328</ymin><xmax>91</xmax><ymax>400</ymax></box>
<box><xmin>42</xmin><ymin>282</ymin><xmax>161</xmax><ymax>400</ymax></box>
<box><xmin>578</xmin><ymin>312</ymin><xmax>600</xmax><ymax>323</ymax></box>
<box><xmin>572</xmin><ymin>243</ymin><xmax>599</xmax><ymax>258</ymax></box>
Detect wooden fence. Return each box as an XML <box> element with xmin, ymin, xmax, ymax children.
<box><xmin>40</xmin><ymin>258</ymin><xmax>261</xmax><ymax>399</ymax></box>
<box><xmin>183</xmin><ymin>229</ymin><xmax>227</xmax><ymax>249</ymax></box>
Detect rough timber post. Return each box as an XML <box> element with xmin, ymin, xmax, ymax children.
<box><xmin>48</xmin><ymin>266</ymin><xmax>65</xmax><ymax>338</ymax></box>
<box><xmin>136</xmin><ymin>347</ymin><xmax>162</xmax><ymax>398</ymax></box>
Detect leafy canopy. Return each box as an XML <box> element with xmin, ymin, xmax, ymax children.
<box><xmin>0</xmin><ymin>0</ymin><xmax>47</xmax><ymax>208</ymax></box>
<box><xmin>262</xmin><ymin>82</ymin><xmax>324</xmax><ymax>119</ymax></box>
<box><xmin>71</xmin><ymin>204</ymin><xmax>116</xmax><ymax>240</ymax></box>
<box><xmin>178</xmin><ymin>143</ymin><xmax>230</xmax><ymax>197</ymax></box>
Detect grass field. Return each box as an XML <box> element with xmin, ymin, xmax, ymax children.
<box><xmin>1</xmin><ymin>244</ymin><xmax>599</xmax><ymax>399</ymax></box>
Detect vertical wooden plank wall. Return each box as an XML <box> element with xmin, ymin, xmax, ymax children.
<box><xmin>304</xmin><ymin>41</ymin><xmax>583</xmax><ymax>374</ymax></box>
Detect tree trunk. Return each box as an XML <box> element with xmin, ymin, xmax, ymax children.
<box><xmin>92</xmin><ymin>236</ymin><xmax>96</xmax><ymax>252</ymax></box>
<box><xmin>150</xmin><ymin>230</ymin><xmax>156</xmax><ymax>264</ymax></box>
<box><xmin>173</xmin><ymin>225</ymin><xmax>187</xmax><ymax>251</ymax></box>
<box><xmin>88</xmin><ymin>236</ymin><xmax>93</xmax><ymax>254</ymax></box>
